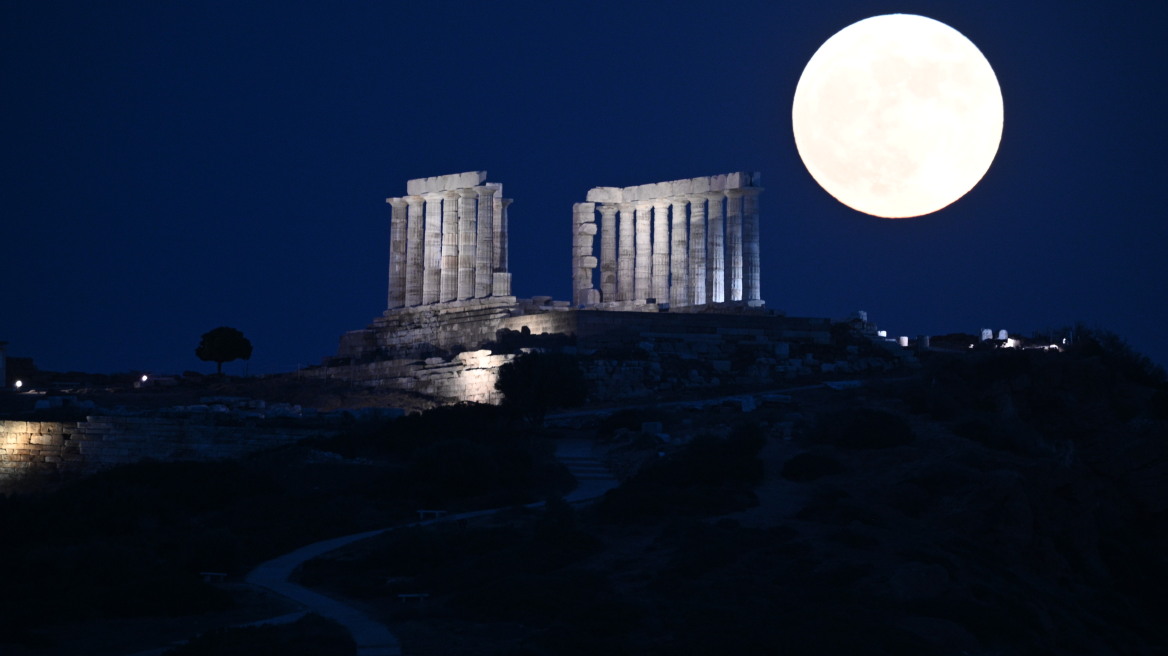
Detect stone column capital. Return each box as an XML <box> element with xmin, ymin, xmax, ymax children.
<box><xmin>684</xmin><ymin>194</ymin><xmax>708</xmax><ymax>204</ymax></box>
<box><xmin>724</xmin><ymin>188</ymin><xmax>746</xmax><ymax>198</ymax></box>
<box><xmin>443</xmin><ymin>189</ymin><xmax>462</xmax><ymax>200</ymax></box>
<box><xmin>597</xmin><ymin>203</ymin><xmax>619</xmax><ymax>216</ymax></box>
<box><xmin>499</xmin><ymin>197</ymin><xmax>514</xmax><ymax>208</ymax></box>
<box><xmin>617</xmin><ymin>202</ymin><xmax>636</xmax><ymax>213</ymax></box>
<box><xmin>650</xmin><ymin>198</ymin><xmax>671</xmax><ymax>210</ymax></box>
<box><xmin>386</xmin><ymin>196</ymin><xmax>408</xmax><ymax>208</ymax></box>
<box><xmin>423</xmin><ymin>191</ymin><xmax>445</xmax><ymax>202</ymax></box>
<box><xmin>404</xmin><ymin>194</ymin><xmax>426</xmax><ymax>206</ymax></box>
<box><xmin>473</xmin><ymin>185</ymin><xmax>498</xmax><ymax>198</ymax></box>
<box><xmin>669</xmin><ymin>197</ymin><xmax>690</xmax><ymax>207</ymax></box>
<box><xmin>702</xmin><ymin>191</ymin><xmax>725</xmax><ymax>201</ymax></box>
<box><xmin>635</xmin><ymin>201</ymin><xmax>654</xmax><ymax>211</ymax></box>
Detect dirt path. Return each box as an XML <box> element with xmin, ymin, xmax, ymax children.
<box><xmin>239</xmin><ymin>439</ymin><xmax>618</xmax><ymax>655</ymax></box>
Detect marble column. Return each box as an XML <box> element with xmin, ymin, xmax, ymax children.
<box><xmin>669</xmin><ymin>197</ymin><xmax>689</xmax><ymax>306</ymax></box>
<box><xmin>457</xmin><ymin>188</ymin><xmax>478</xmax><ymax>300</ymax></box>
<box><xmin>386</xmin><ymin>197</ymin><xmax>408</xmax><ymax>310</ymax></box>
<box><xmin>422</xmin><ymin>192</ymin><xmax>443</xmax><ymax>305</ymax></box>
<box><xmin>686</xmin><ymin>194</ymin><xmax>707</xmax><ymax>306</ymax></box>
<box><xmin>493</xmin><ymin>197</ymin><xmax>513</xmax><ymax>297</ymax></box>
<box><xmin>724</xmin><ymin>188</ymin><xmax>744</xmax><ymax>302</ymax></box>
<box><xmin>598</xmin><ymin>203</ymin><xmax>618</xmax><ymax>302</ymax></box>
<box><xmin>617</xmin><ymin>202</ymin><xmax>635</xmax><ymax>302</ymax></box>
<box><xmin>651</xmin><ymin>199</ymin><xmax>670</xmax><ymax>303</ymax></box>
<box><xmin>573</xmin><ymin>202</ymin><xmax>598</xmax><ymax>306</ymax></box>
<box><xmin>742</xmin><ymin>187</ymin><xmax>762</xmax><ymax>302</ymax></box>
<box><xmin>404</xmin><ymin>195</ymin><xmax>425</xmax><ymax>307</ymax></box>
<box><xmin>475</xmin><ymin>186</ymin><xmax>497</xmax><ymax>298</ymax></box>
<box><xmin>492</xmin><ymin>191</ymin><xmax>507</xmax><ymax>272</ymax></box>
<box><xmin>440</xmin><ymin>190</ymin><xmax>460</xmax><ymax>302</ymax></box>
<box><xmin>704</xmin><ymin>191</ymin><xmax>725</xmax><ymax>303</ymax></box>
<box><xmin>634</xmin><ymin>201</ymin><xmax>652</xmax><ymax>302</ymax></box>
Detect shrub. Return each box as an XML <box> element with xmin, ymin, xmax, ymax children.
<box><xmin>163</xmin><ymin>613</ymin><xmax>355</xmax><ymax>655</ymax></box>
<box><xmin>781</xmin><ymin>452</ymin><xmax>844</xmax><ymax>482</ymax></box>
<box><xmin>812</xmin><ymin>408</ymin><xmax>915</xmax><ymax>449</ymax></box>
<box><xmin>595</xmin><ymin>424</ymin><xmax>765</xmax><ymax>522</ymax></box>
<box><xmin>495</xmin><ymin>352</ymin><xmax>588</xmax><ymax>423</ymax></box>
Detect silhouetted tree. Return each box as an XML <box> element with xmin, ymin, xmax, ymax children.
<box><xmin>195</xmin><ymin>326</ymin><xmax>253</xmax><ymax>375</ymax></box>
<box><xmin>495</xmin><ymin>352</ymin><xmax>587</xmax><ymax>424</ymax></box>
<box><xmin>1069</xmin><ymin>323</ymin><xmax>1166</xmax><ymax>387</ymax></box>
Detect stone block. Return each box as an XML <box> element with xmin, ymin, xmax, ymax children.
<box><xmin>406</xmin><ymin>170</ymin><xmax>487</xmax><ymax>195</ymax></box>
<box><xmin>585</xmin><ymin>187</ymin><xmax>623</xmax><ymax>203</ymax></box>
<box><xmin>30</xmin><ymin>433</ymin><xmax>64</xmax><ymax>447</ymax></box>
<box><xmin>580</xmin><ymin>256</ymin><xmax>598</xmax><ymax>268</ymax></box>
<box><xmin>577</xmin><ymin>223</ymin><xmax>598</xmax><ymax>236</ymax></box>
<box><xmin>572</xmin><ymin>202</ymin><xmax>596</xmax><ymax>216</ymax></box>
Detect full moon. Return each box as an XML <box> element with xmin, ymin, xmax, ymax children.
<box><xmin>792</xmin><ymin>14</ymin><xmax>1003</xmax><ymax>218</ymax></box>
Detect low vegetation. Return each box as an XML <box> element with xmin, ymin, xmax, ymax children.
<box><xmin>2</xmin><ymin>327</ymin><xmax>1165</xmax><ymax>654</ymax></box>
<box><xmin>0</xmin><ymin>403</ymin><xmax>570</xmax><ymax>652</ymax></box>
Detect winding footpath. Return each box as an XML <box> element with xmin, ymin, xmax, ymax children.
<box><xmin>242</xmin><ymin>438</ymin><xmax>618</xmax><ymax>656</ymax></box>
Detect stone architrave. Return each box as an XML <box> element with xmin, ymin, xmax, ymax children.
<box><xmin>406</xmin><ymin>170</ymin><xmax>487</xmax><ymax>196</ymax></box>
<box><xmin>704</xmin><ymin>191</ymin><xmax>725</xmax><ymax>303</ymax></box>
<box><xmin>456</xmin><ymin>189</ymin><xmax>478</xmax><ymax>300</ymax></box>
<box><xmin>440</xmin><ymin>190</ymin><xmax>460</xmax><ymax>302</ymax></box>
<box><xmin>422</xmin><ymin>192</ymin><xmax>444</xmax><ymax>305</ymax></box>
<box><xmin>403</xmin><ymin>195</ymin><xmax>425</xmax><ymax>307</ymax></box>
<box><xmin>386</xmin><ymin>197</ymin><xmax>408</xmax><ymax>309</ymax></box>
<box><xmin>633</xmin><ymin>202</ymin><xmax>652</xmax><ymax>301</ymax></box>
<box><xmin>724</xmin><ymin>188</ymin><xmax>745</xmax><ymax>302</ymax></box>
<box><xmin>651</xmin><ymin>199</ymin><xmax>671</xmax><ymax>303</ymax></box>
<box><xmin>617</xmin><ymin>202</ymin><xmax>635</xmax><ymax>301</ymax></box>
<box><xmin>669</xmin><ymin>197</ymin><xmax>689</xmax><ymax>306</ymax></box>
<box><xmin>475</xmin><ymin>186</ymin><xmax>497</xmax><ymax>298</ymax></box>
<box><xmin>493</xmin><ymin>197</ymin><xmax>513</xmax><ymax>296</ymax></box>
<box><xmin>598</xmin><ymin>203</ymin><xmax>619</xmax><ymax>302</ymax></box>
<box><xmin>742</xmin><ymin>187</ymin><xmax>763</xmax><ymax>302</ymax></box>
<box><xmin>573</xmin><ymin>202</ymin><xmax>597</xmax><ymax>306</ymax></box>
<box><xmin>686</xmin><ymin>194</ymin><xmax>707</xmax><ymax>306</ymax></box>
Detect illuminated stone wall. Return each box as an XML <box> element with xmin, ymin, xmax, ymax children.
<box><xmin>314</xmin><ymin>306</ymin><xmax>844</xmax><ymax>405</ymax></box>
<box><xmin>0</xmin><ymin>417</ymin><xmax>327</xmax><ymax>493</ymax></box>
<box><xmin>305</xmin><ymin>349</ymin><xmax>515</xmax><ymax>406</ymax></box>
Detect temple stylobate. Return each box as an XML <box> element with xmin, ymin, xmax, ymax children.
<box><xmin>386</xmin><ymin>171</ymin><xmax>513</xmax><ymax>310</ymax></box>
<box><xmin>573</xmin><ymin>172</ymin><xmax>763</xmax><ymax>309</ymax></box>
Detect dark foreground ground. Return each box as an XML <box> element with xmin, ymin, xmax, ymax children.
<box><xmin>2</xmin><ymin>339</ymin><xmax>1167</xmax><ymax>655</ymax></box>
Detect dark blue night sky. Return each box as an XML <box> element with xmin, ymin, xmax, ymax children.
<box><xmin>3</xmin><ymin>1</ymin><xmax>1167</xmax><ymax>375</ymax></box>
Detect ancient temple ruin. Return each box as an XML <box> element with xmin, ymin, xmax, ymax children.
<box><xmin>385</xmin><ymin>171</ymin><xmax>513</xmax><ymax>309</ymax></box>
<box><xmin>572</xmin><ymin>172</ymin><xmax>763</xmax><ymax>309</ymax></box>
<box><xmin>317</xmin><ymin>168</ymin><xmax>833</xmax><ymax>406</ymax></box>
